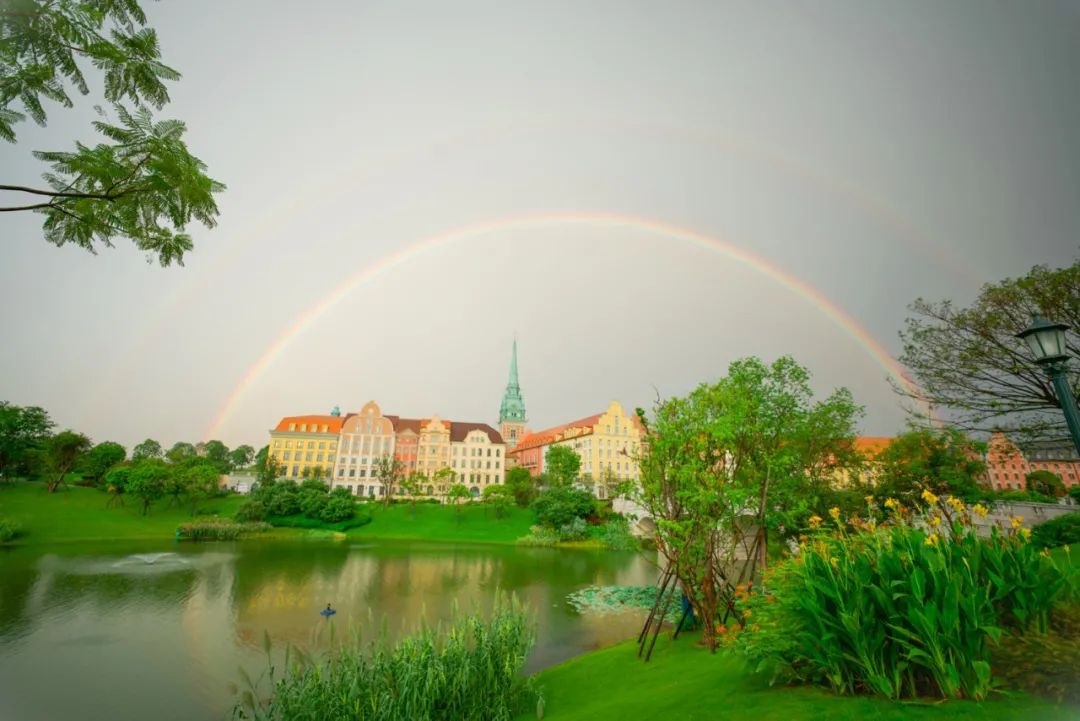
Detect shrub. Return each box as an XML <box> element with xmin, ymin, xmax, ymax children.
<box><xmin>734</xmin><ymin>498</ymin><xmax>1077</xmax><ymax>700</ymax></box>
<box><xmin>1027</xmin><ymin>470</ymin><xmax>1066</xmax><ymax>498</ymax></box>
<box><xmin>0</xmin><ymin>518</ymin><xmax>24</xmax><ymax>543</ymax></box>
<box><xmin>558</xmin><ymin>517</ymin><xmax>588</xmax><ymax>541</ymax></box>
<box><xmin>236</xmin><ymin>596</ymin><xmax>536</xmax><ymax>721</ymax></box>
<box><xmin>1030</xmin><ymin>512</ymin><xmax>1080</xmax><ymax>550</ymax></box>
<box><xmin>531</xmin><ymin>486</ymin><xmax>593</xmax><ymax>528</ymax></box>
<box><xmin>602</xmin><ymin>517</ymin><xmax>639</xmax><ymax>550</ymax></box>
<box><xmin>318</xmin><ymin>496</ymin><xmax>355</xmax><ymax>524</ymax></box>
<box><xmin>266</xmin><ymin>512</ymin><xmax>371</xmax><ymax>533</ymax></box>
<box><xmin>299</xmin><ymin>489</ymin><xmax>329</xmax><ymax>519</ymax></box>
<box><xmin>1070</xmin><ymin>486</ymin><xmax>1080</xmax><ymax>504</ymax></box>
<box><xmin>515</xmin><ymin>525</ymin><xmax>561</xmax><ymax>547</ymax></box>
<box><xmin>177</xmin><ymin>518</ymin><xmax>270</xmax><ymax>541</ymax></box>
<box><xmin>990</xmin><ymin>603</ymin><xmax>1080</xmax><ymax>704</ymax></box>
<box><xmin>235</xmin><ymin>499</ymin><xmax>267</xmax><ymax>522</ymax></box>
<box><xmin>995</xmin><ymin>489</ymin><xmax>1056</xmax><ymax>505</ymax></box>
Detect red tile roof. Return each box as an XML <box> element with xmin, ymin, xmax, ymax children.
<box><xmin>384</xmin><ymin>416</ymin><xmax>504</xmax><ymax>444</ymax></box>
<box><xmin>853</xmin><ymin>437</ymin><xmax>893</xmax><ymax>457</ymax></box>
<box><xmin>272</xmin><ymin>415</ymin><xmax>348</xmax><ymax>434</ymax></box>
<box><xmin>510</xmin><ymin>413</ymin><xmax>604</xmax><ymax>455</ymax></box>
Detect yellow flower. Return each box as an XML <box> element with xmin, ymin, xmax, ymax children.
<box><xmin>921</xmin><ymin>489</ymin><xmax>939</xmax><ymax>505</ymax></box>
<box><xmin>808</xmin><ymin>515</ymin><xmax>822</xmax><ymax>530</ymax></box>
<box><xmin>972</xmin><ymin>503</ymin><xmax>989</xmax><ymax>518</ymax></box>
<box><xmin>865</xmin><ymin>495</ymin><xmax>875</xmax><ymax>505</ymax></box>
<box><xmin>884</xmin><ymin>497</ymin><xmax>899</xmax><ymax>510</ymax></box>
<box><xmin>1064</xmin><ymin>545</ymin><xmax>1071</xmax><ymax>554</ymax></box>
<box><xmin>1010</xmin><ymin>516</ymin><xmax>1024</xmax><ymax>530</ymax></box>
<box><xmin>924</xmin><ymin>533</ymin><xmax>940</xmax><ymax>547</ymax></box>
<box><xmin>1040</xmin><ymin>547</ymin><xmax>1050</xmax><ymax>558</ymax></box>
<box><xmin>927</xmin><ymin>515</ymin><xmax>941</xmax><ymax>528</ymax></box>
<box><xmin>947</xmin><ymin>497</ymin><xmax>965</xmax><ymax>512</ymax></box>
<box><xmin>829</xmin><ymin>506</ymin><xmax>841</xmax><ymax>521</ymax></box>
<box><xmin>742</xmin><ymin>609</ymin><xmax>753</xmax><ymax>619</ymax></box>
<box><xmin>1019</xmin><ymin>527</ymin><xmax>1031</xmax><ymax>541</ymax></box>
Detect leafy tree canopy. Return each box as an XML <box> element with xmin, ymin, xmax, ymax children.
<box><xmin>544</xmin><ymin>445</ymin><xmax>581</xmax><ymax>487</ymax></box>
<box><xmin>166</xmin><ymin>440</ymin><xmax>195</xmax><ymax>463</ymax></box>
<box><xmin>875</xmin><ymin>427</ymin><xmax>987</xmax><ymax>502</ymax></box>
<box><xmin>131</xmin><ymin>437</ymin><xmax>162</xmax><ymax>460</ymax></box>
<box><xmin>43</xmin><ymin>429</ymin><xmax>92</xmax><ymax>492</ymax></box>
<box><xmin>229</xmin><ymin>444</ymin><xmax>254</xmax><ymax>469</ymax></box>
<box><xmin>1026</xmin><ymin>469</ymin><xmax>1066</xmax><ymax>499</ymax></box>
<box><xmin>504</xmin><ymin>466</ymin><xmax>537</xmax><ymax>507</ymax></box>
<box><xmin>0</xmin><ymin>401</ymin><xmax>53</xmax><ymax>478</ymax></box>
<box><xmin>78</xmin><ymin>440</ymin><xmax>126</xmax><ymax>485</ymax></box>
<box><xmin>1</xmin><ymin>0</ymin><xmax>223</xmax><ymax>265</ymax></box>
<box><xmin>897</xmin><ymin>260</ymin><xmax>1079</xmax><ymax>444</ymax></box>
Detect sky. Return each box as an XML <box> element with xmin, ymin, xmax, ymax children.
<box><xmin>1</xmin><ymin>0</ymin><xmax>1078</xmax><ymax>451</ymax></box>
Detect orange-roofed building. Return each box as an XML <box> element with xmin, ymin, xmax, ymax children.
<box><xmin>984</xmin><ymin>432</ymin><xmax>1080</xmax><ymax>491</ymax></box>
<box><xmin>508</xmin><ymin>401</ymin><xmax>644</xmax><ymax>498</ymax></box>
<box><xmin>268</xmin><ymin>411</ymin><xmax>345</xmax><ymax>480</ymax></box>
<box><xmin>832</xmin><ymin>436</ymin><xmax>894</xmax><ymax>487</ymax></box>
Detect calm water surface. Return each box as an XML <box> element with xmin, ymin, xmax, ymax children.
<box><xmin>0</xmin><ymin>540</ymin><xmax>655</xmax><ymax>721</ymax></box>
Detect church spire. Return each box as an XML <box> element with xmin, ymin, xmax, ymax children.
<box><xmin>499</xmin><ymin>337</ymin><xmax>527</xmax><ymax>428</ymax></box>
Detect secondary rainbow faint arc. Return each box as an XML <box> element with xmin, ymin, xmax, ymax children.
<box><xmin>205</xmin><ymin>212</ymin><xmax>925</xmax><ymax>439</ymax></box>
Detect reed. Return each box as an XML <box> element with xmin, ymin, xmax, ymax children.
<box><xmin>234</xmin><ymin>595</ymin><xmax>536</xmax><ymax>721</ymax></box>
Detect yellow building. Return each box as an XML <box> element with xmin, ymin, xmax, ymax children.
<box><xmin>832</xmin><ymin>437</ymin><xmax>893</xmax><ymax>487</ymax></box>
<box><xmin>268</xmin><ymin>414</ymin><xmax>343</xmax><ymax>479</ymax></box>
<box><xmin>508</xmin><ymin>401</ymin><xmax>643</xmax><ymax>498</ymax></box>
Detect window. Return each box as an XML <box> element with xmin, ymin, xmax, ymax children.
<box><xmin>321</xmin><ymin>424</ymin><xmax>328</xmax><ymax>433</ymax></box>
<box><xmin>306</xmin><ymin>452</ymin><xmax>313</xmax><ymax>461</ymax></box>
<box><xmin>300</xmin><ymin>424</ymin><xmax>307</xmax><ymax>432</ymax></box>
<box><xmin>283</xmin><ymin>451</ymin><xmax>291</xmax><ymax>460</ymax></box>
<box><xmin>360</xmin><ymin>469</ymin><xmax>367</xmax><ymax>477</ymax></box>
<box><xmin>496</xmin><ymin>449</ymin><xmax>501</xmax><ymax>457</ymax></box>
<box><xmin>328</xmin><ymin>453</ymin><xmax>335</xmax><ymax>462</ymax></box>
<box><xmin>285</xmin><ymin>440</ymin><xmax>292</xmax><ymax>449</ymax></box>
<box><xmin>273</xmin><ymin>441</ymin><xmax>280</xmax><ymax>448</ymax></box>
<box><xmin>348</xmin><ymin>468</ymin><xmax>355</xmax><ymax>477</ymax></box>
<box><xmin>317</xmin><ymin>453</ymin><xmax>324</xmax><ymax>462</ymax></box>
<box><xmin>308</xmin><ymin>441</ymin><xmax>316</xmax><ymax>449</ymax></box>
<box><xmin>289</xmin><ymin>424</ymin><xmax>296</xmax><ymax>431</ymax></box>
<box><xmin>319</xmin><ymin>442</ymin><xmax>325</xmax><ymax>450</ymax></box>
<box><xmin>338</xmin><ymin>469</ymin><xmax>344</xmax><ymax>477</ymax></box>
<box><xmin>487</xmin><ymin>448</ymin><xmax>491</xmax><ymax>457</ymax></box>
<box><xmin>292</xmin><ymin>465</ymin><xmax>300</xmax><ymax>476</ymax></box>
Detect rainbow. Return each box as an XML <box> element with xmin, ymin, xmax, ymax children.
<box><xmin>204</xmin><ymin>211</ymin><xmax>926</xmax><ymax>439</ymax></box>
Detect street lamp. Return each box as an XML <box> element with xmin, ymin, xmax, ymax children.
<box><xmin>1016</xmin><ymin>315</ymin><xmax>1080</xmax><ymax>456</ymax></box>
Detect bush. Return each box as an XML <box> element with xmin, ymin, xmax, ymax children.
<box><xmin>299</xmin><ymin>489</ymin><xmax>329</xmax><ymax>519</ymax></box>
<box><xmin>515</xmin><ymin>525</ymin><xmax>561</xmax><ymax>547</ymax></box>
<box><xmin>235</xmin><ymin>499</ymin><xmax>267</xmax><ymax>522</ymax></box>
<box><xmin>602</xmin><ymin>517</ymin><xmax>639</xmax><ymax>551</ymax></box>
<box><xmin>995</xmin><ymin>489</ymin><xmax>1056</xmax><ymax>505</ymax></box>
<box><xmin>177</xmin><ymin>518</ymin><xmax>271</xmax><ymax>541</ymax></box>
<box><xmin>1030</xmin><ymin>512</ymin><xmax>1080</xmax><ymax>550</ymax></box>
<box><xmin>532</xmin><ymin>486</ymin><xmax>593</xmax><ymax>528</ymax></box>
<box><xmin>557</xmin><ymin>517</ymin><xmax>588</xmax><ymax>541</ymax></box>
<box><xmin>318</xmin><ymin>496</ymin><xmax>355</xmax><ymax>524</ymax></box>
<box><xmin>236</xmin><ymin>597</ymin><xmax>536</xmax><ymax>721</ymax></box>
<box><xmin>991</xmin><ymin>604</ymin><xmax>1080</xmax><ymax>704</ymax></box>
<box><xmin>266</xmin><ymin>512</ymin><xmax>371</xmax><ymax>533</ymax></box>
<box><xmin>0</xmin><ymin>518</ymin><xmax>24</xmax><ymax>543</ymax></box>
<box><xmin>1070</xmin><ymin>486</ymin><xmax>1080</xmax><ymax>504</ymax></box>
<box><xmin>734</xmin><ymin>500</ymin><xmax>1076</xmax><ymax>700</ymax></box>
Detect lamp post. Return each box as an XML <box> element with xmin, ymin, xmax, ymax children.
<box><xmin>1016</xmin><ymin>315</ymin><xmax>1080</xmax><ymax>456</ymax></box>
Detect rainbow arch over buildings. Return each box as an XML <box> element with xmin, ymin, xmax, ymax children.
<box><xmin>205</xmin><ymin>211</ymin><xmax>926</xmax><ymax>440</ymax></box>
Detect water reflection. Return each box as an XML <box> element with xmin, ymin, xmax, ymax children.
<box><xmin>0</xmin><ymin>541</ymin><xmax>655</xmax><ymax>721</ymax></box>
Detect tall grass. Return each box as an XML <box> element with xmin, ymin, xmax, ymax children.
<box><xmin>234</xmin><ymin>596</ymin><xmax>536</xmax><ymax>721</ymax></box>
<box><xmin>177</xmin><ymin>518</ymin><xmax>271</xmax><ymax>541</ymax></box>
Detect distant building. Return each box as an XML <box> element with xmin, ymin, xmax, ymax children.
<box><xmin>333</xmin><ymin>401</ymin><xmax>396</xmax><ymax>496</ymax></box>
<box><xmin>984</xmin><ymin>432</ymin><xmax>1080</xmax><ymax>491</ymax></box>
<box><xmin>268</xmin><ymin>414</ymin><xmax>343</xmax><ymax>480</ymax></box>
<box><xmin>832</xmin><ymin>437</ymin><xmax>894</xmax><ymax>487</ymax></box>
<box><xmin>507</xmin><ymin>400</ymin><xmax>644</xmax><ymax>498</ymax></box>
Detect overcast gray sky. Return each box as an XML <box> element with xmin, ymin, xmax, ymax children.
<box><xmin>1</xmin><ymin>0</ymin><xmax>1077</xmax><ymax>450</ymax></box>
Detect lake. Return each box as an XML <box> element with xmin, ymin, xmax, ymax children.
<box><xmin>0</xmin><ymin>540</ymin><xmax>656</xmax><ymax>721</ymax></box>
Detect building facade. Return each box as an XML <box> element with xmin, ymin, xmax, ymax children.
<box><xmin>985</xmin><ymin>432</ymin><xmax>1080</xmax><ymax>491</ymax></box>
<box><xmin>267</xmin><ymin>415</ymin><xmax>342</xmax><ymax>480</ymax></box>
<box><xmin>507</xmin><ymin>401</ymin><xmax>643</xmax><ymax>498</ymax></box>
<box><xmin>333</xmin><ymin>401</ymin><xmax>396</xmax><ymax>497</ymax></box>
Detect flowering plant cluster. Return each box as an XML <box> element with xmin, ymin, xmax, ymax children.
<box><xmin>732</xmin><ymin>490</ymin><xmax>1077</xmax><ymax>700</ymax></box>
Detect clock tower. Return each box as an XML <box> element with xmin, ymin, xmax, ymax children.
<box><xmin>498</xmin><ymin>338</ymin><xmax>528</xmax><ymax>449</ymax></box>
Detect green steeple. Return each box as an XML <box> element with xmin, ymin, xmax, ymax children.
<box><xmin>499</xmin><ymin>338</ymin><xmax>527</xmax><ymax>423</ymax></box>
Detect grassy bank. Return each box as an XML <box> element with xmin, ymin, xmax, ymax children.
<box><xmin>518</xmin><ymin>635</ymin><xmax>1075</xmax><ymax>721</ymax></box>
<box><xmin>346</xmin><ymin>502</ymin><xmax>534</xmax><ymax>544</ymax></box>
<box><xmin>0</xmin><ymin>481</ymin><xmax>248</xmax><ymax>544</ymax></box>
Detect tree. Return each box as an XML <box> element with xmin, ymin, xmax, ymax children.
<box><xmin>166</xmin><ymin>441</ymin><xmax>196</xmax><ymax>464</ymax></box>
<box><xmin>0</xmin><ymin>401</ymin><xmax>53</xmax><ymax>480</ymax></box>
<box><xmin>254</xmin><ymin>445</ymin><xmax>268</xmax><ymax>469</ymax></box>
<box><xmin>447</xmin><ymin>483</ymin><xmax>471</xmax><ymax>520</ymax></box>
<box><xmin>372</xmin><ymin>455</ymin><xmax>404</xmax><ymax>507</ymax></box>
<box><xmin>481</xmin><ymin>484</ymin><xmax>514</xmax><ymax>519</ymax></box>
<box><xmin>256</xmin><ymin>452</ymin><xmax>280</xmax><ymax>486</ymax></box>
<box><xmin>432</xmin><ymin>466</ymin><xmax>456</xmax><ymax>500</ymax></box>
<box><xmin>43</xmin><ymin>430</ymin><xmax>91</xmax><ymax>492</ymax></box>
<box><xmin>897</xmin><ymin>261</ymin><xmax>1079</xmax><ymax>444</ymax></box>
<box><xmin>1026</xmin><ymin>470</ymin><xmax>1066</xmax><ymax>499</ymax></box>
<box><xmin>505</xmin><ymin>466</ymin><xmax>537</xmax><ymax>507</ymax></box>
<box><xmin>202</xmin><ymin>439</ymin><xmax>231</xmax><ymax>473</ymax></box>
<box><xmin>875</xmin><ymin>428</ymin><xmax>987</xmax><ymax>502</ymax></box>
<box><xmin>544</xmin><ymin>445</ymin><xmax>581</xmax><ymax>488</ymax></box>
<box><xmin>103</xmin><ymin>464</ymin><xmax>130</xmax><ymax>507</ymax></box>
<box><xmin>399</xmin><ymin>471</ymin><xmax>426</xmax><ymax>516</ymax></box>
<box><xmin>532</xmin><ymin>486</ymin><xmax>594</xmax><ymax>528</ymax></box>
<box><xmin>78</xmin><ymin>441</ymin><xmax>126</xmax><ymax>486</ymax></box>
<box><xmin>131</xmin><ymin>438</ymin><xmax>162</xmax><ymax>461</ymax></box>
<box><xmin>126</xmin><ymin>458</ymin><xmax>167</xmax><ymax>515</ymax></box>
<box><xmin>634</xmin><ymin>356</ymin><xmax>862</xmax><ymax>651</ymax></box>
<box><xmin>229</xmin><ymin>444</ymin><xmax>254</xmax><ymax>470</ymax></box>
<box><xmin>0</xmin><ymin>1</ymin><xmax>223</xmax><ymax>265</ymax></box>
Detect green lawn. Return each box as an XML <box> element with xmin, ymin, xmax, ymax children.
<box><xmin>518</xmin><ymin>635</ymin><xmax>1075</xmax><ymax>721</ymax></box>
<box><xmin>0</xmin><ymin>481</ymin><xmax>247</xmax><ymax>544</ymax></box>
<box><xmin>347</xmin><ymin>501</ymin><xmax>535</xmax><ymax>544</ymax></box>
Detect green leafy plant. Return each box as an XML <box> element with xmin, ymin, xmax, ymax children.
<box><xmin>1030</xmin><ymin>512</ymin><xmax>1080</xmax><ymax>550</ymax></box>
<box><xmin>0</xmin><ymin>517</ymin><xmax>24</xmax><ymax>542</ymax></box>
<box><xmin>234</xmin><ymin>596</ymin><xmax>536</xmax><ymax>721</ymax></box>
<box><xmin>177</xmin><ymin>518</ymin><xmax>270</xmax><ymax>541</ymax></box>
<box><xmin>734</xmin><ymin>495</ymin><xmax>1077</xmax><ymax>700</ymax></box>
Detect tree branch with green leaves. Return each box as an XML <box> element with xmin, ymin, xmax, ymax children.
<box><xmin>1</xmin><ymin>0</ymin><xmax>223</xmax><ymax>266</ymax></box>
